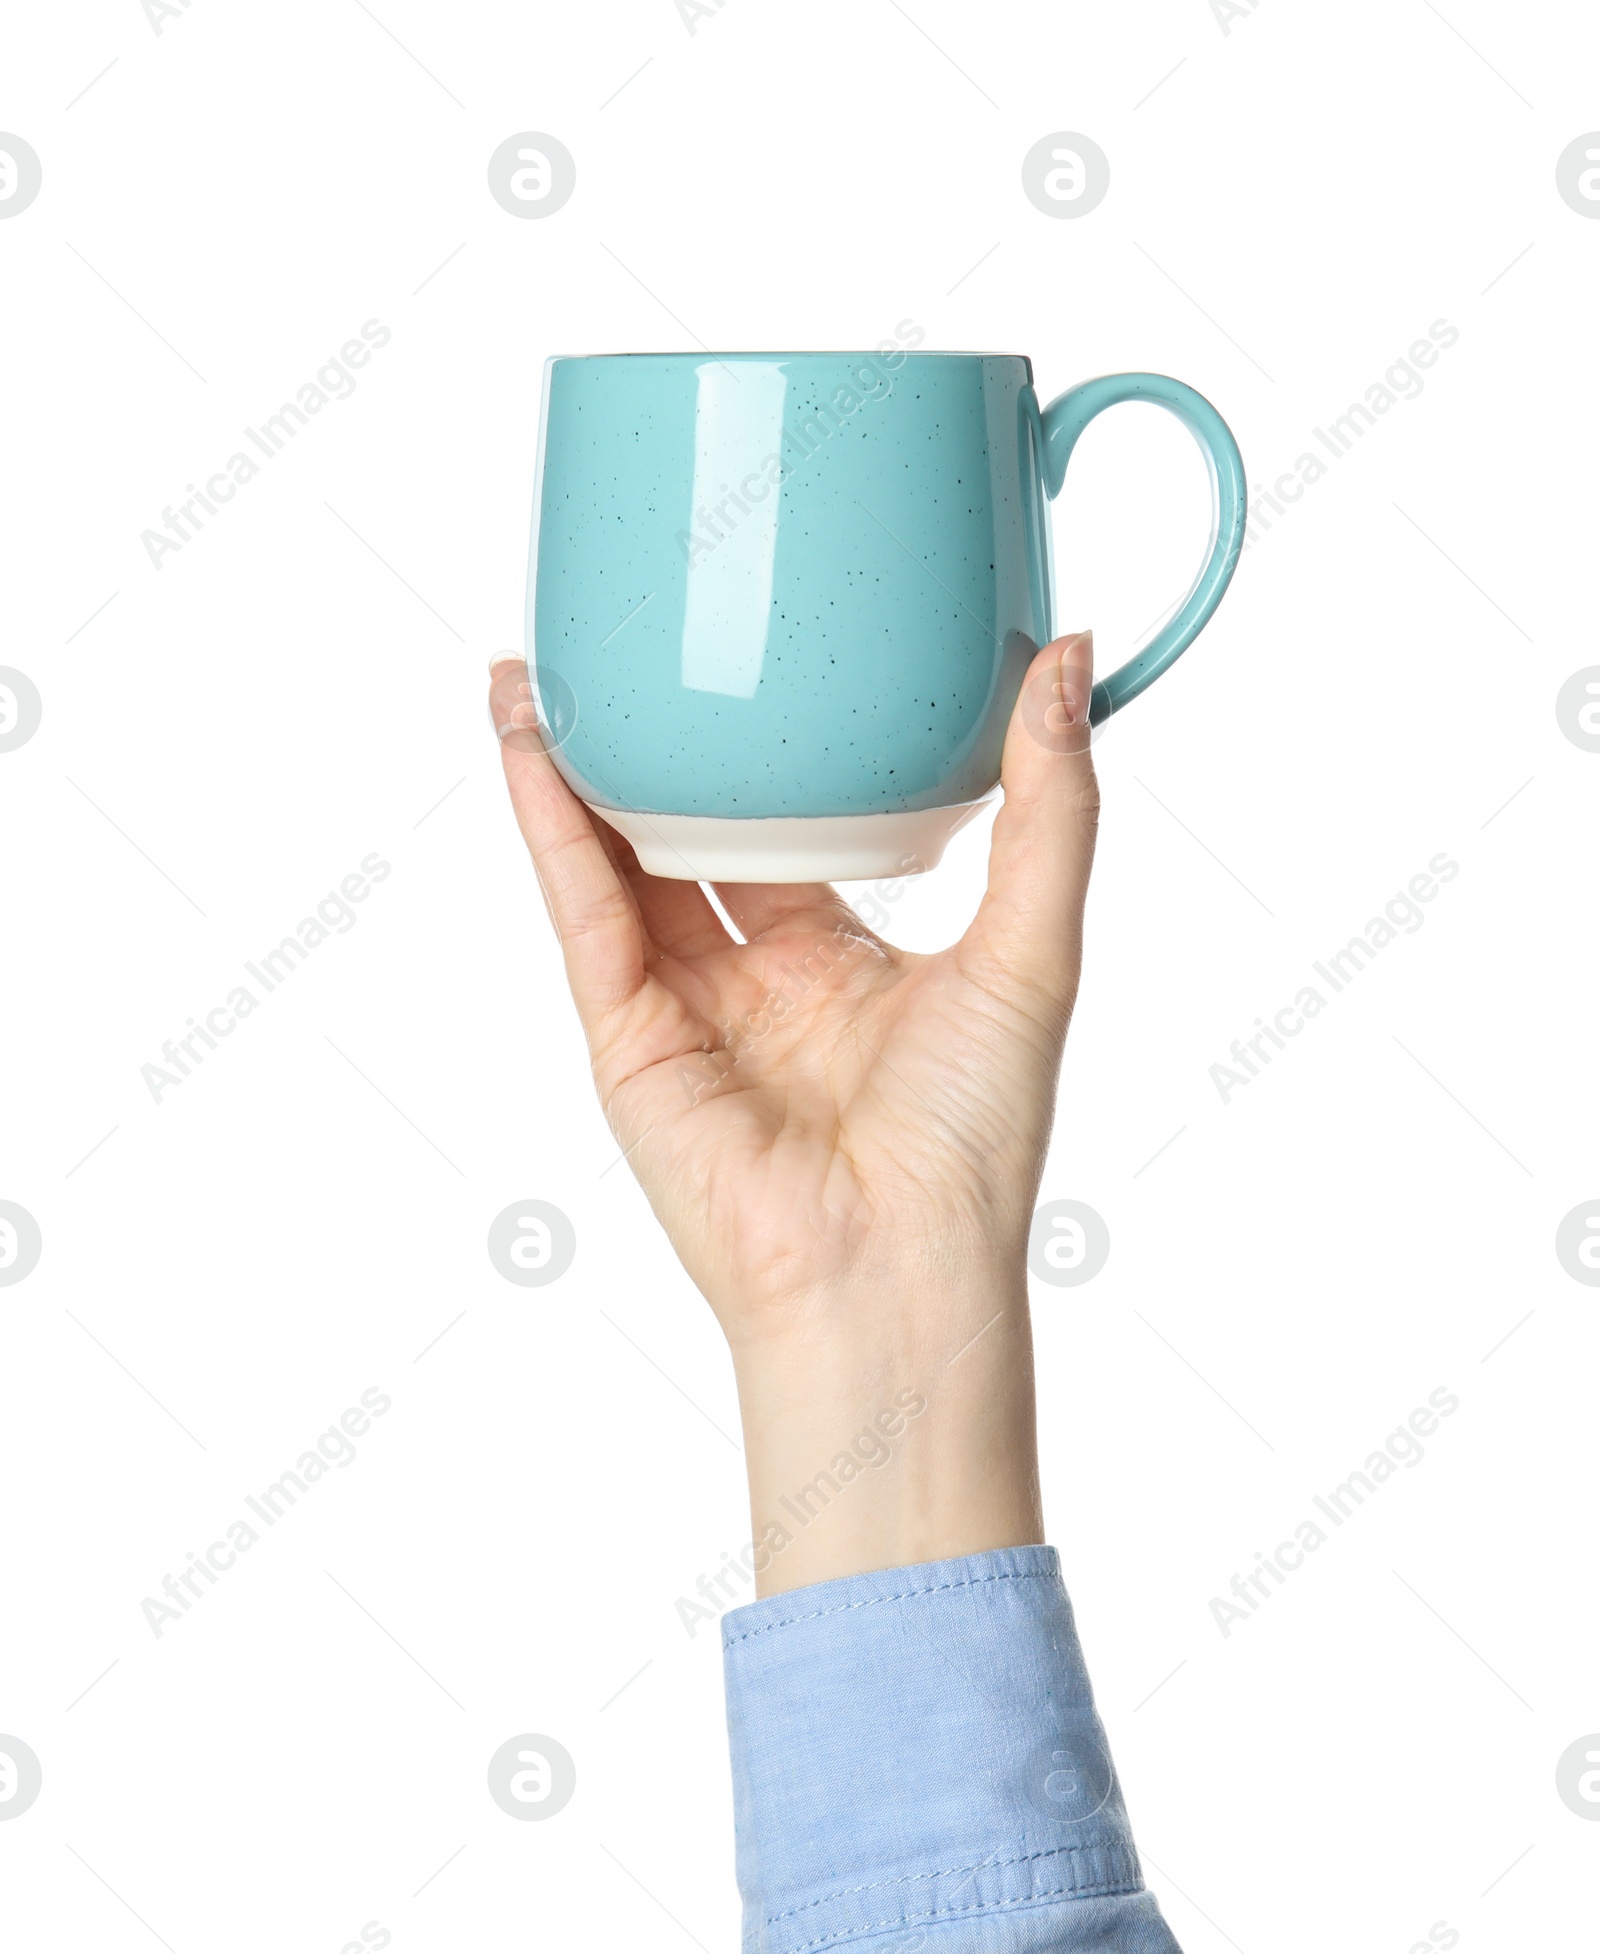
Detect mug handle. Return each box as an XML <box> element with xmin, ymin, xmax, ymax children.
<box><xmin>1038</xmin><ymin>373</ymin><xmax>1247</xmax><ymax>725</ymax></box>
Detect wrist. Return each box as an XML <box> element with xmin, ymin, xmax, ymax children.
<box><xmin>727</xmin><ymin>1273</ymin><xmax>1043</xmax><ymax>1597</ymax></box>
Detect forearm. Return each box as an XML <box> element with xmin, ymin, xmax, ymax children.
<box><xmin>722</xmin><ymin>1277</ymin><xmax>1184</xmax><ymax>1951</ymax></box>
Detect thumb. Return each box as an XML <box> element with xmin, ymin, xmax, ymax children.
<box><xmin>959</xmin><ymin>632</ymin><xmax>1099</xmax><ymax>1019</ymax></box>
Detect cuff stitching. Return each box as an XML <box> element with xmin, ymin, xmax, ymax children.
<box><xmin>723</xmin><ymin>1567</ymin><xmax>1056</xmax><ymax>1647</ymax></box>
<box><xmin>766</xmin><ymin>1839</ymin><xmax>1136</xmax><ymax>1923</ymax></box>
<box><xmin>772</xmin><ymin>1875</ymin><xmax>1147</xmax><ymax>1954</ymax></box>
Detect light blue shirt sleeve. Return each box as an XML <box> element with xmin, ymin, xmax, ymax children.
<box><xmin>722</xmin><ymin>1546</ymin><xmax>1183</xmax><ymax>1953</ymax></box>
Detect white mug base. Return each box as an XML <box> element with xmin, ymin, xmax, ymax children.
<box><xmin>586</xmin><ymin>800</ymin><xmax>992</xmax><ymax>883</ymax></box>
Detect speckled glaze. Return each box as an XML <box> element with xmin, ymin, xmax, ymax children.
<box><xmin>528</xmin><ymin>352</ymin><xmax>1244</xmax><ymax>820</ymax></box>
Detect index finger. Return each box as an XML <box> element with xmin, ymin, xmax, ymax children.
<box><xmin>490</xmin><ymin>657</ymin><xmax>647</xmax><ymax>1027</ymax></box>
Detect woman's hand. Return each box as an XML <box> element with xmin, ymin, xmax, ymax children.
<box><xmin>492</xmin><ymin>633</ymin><xmax>1098</xmax><ymax>1592</ymax></box>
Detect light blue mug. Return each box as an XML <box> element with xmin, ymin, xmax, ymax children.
<box><xmin>528</xmin><ymin>349</ymin><xmax>1245</xmax><ymax>881</ymax></box>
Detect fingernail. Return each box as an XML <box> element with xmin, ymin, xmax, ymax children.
<box><xmin>489</xmin><ymin>652</ymin><xmax>525</xmax><ymax>674</ymax></box>
<box><xmin>1054</xmin><ymin>635</ymin><xmax>1093</xmax><ymax>727</ymax></box>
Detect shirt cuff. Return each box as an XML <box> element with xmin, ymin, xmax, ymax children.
<box><xmin>722</xmin><ymin>1546</ymin><xmax>1182</xmax><ymax>1954</ymax></box>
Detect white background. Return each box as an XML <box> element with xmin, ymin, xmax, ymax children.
<box><xmin>2</xmin><ymin>1</ymin><xmax>1597</xmax><ymax>1949</ymax></box>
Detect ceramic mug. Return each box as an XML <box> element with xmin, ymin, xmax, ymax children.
<box><xmin>528</xmin><ymin>349</ymin><xmax>1245</xmax><ymax>881</ymax></box>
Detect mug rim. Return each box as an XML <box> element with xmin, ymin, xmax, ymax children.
<box><xmin>545</xmin><ymin>349</ymin><xmax>1031</xmax><ymax>363</ymax></box>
